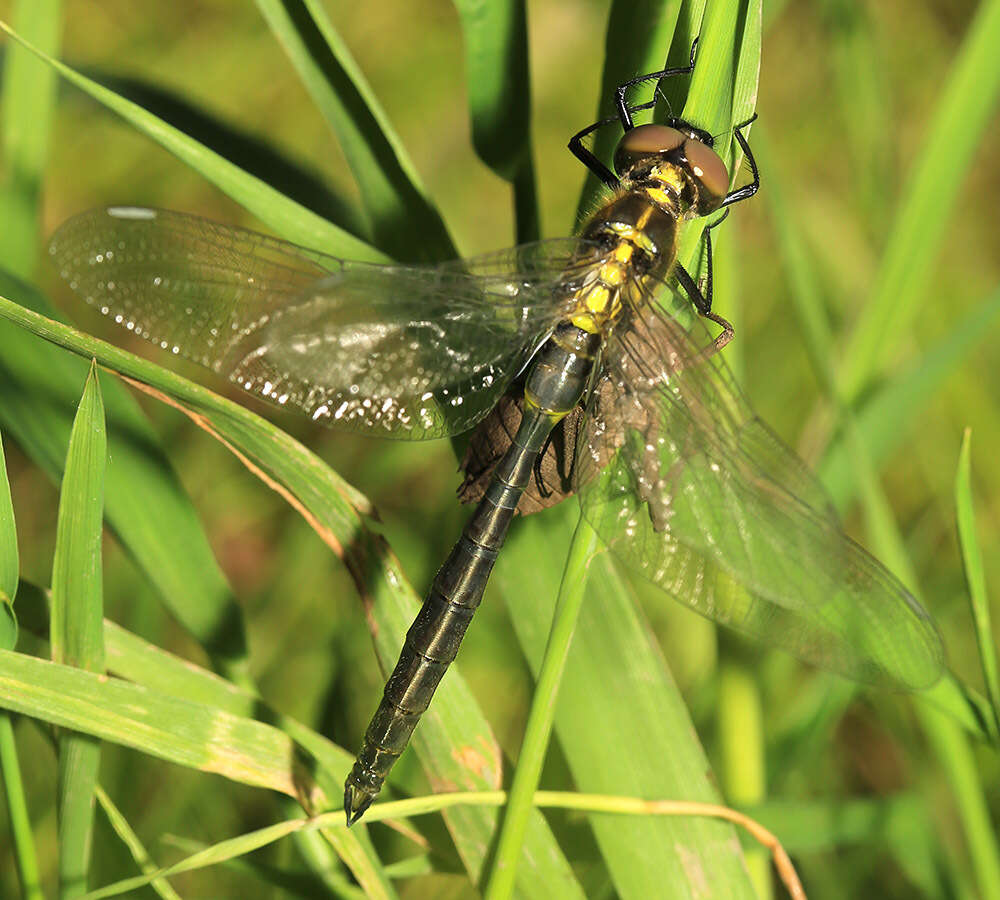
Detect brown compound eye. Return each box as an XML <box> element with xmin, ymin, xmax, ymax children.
<box><xmin>613</xmin><ymin>124</ymin><xmax>685</xmax><ymax>175</ymax></box>
<box><xmin>684</xmin><ymin>138</ymin><xmax>730</xmax><ymax>213</ymax></box>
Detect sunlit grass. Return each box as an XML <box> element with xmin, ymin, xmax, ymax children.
<box><xmin>0</xmin><ymin>0</ymin><xmax>998</xmax><ymax>897</ymax></box>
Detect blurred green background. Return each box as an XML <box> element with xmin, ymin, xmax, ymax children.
<box><xmin>0</xmin><ymin>0</ymin><xmax>998</xmax><ymax>898</ymax></box>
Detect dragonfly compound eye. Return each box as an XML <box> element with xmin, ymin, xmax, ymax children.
<box><xmin>613</xmin><ymin>124</ymin><xmax>685</xmax><ymax>176</ymax></box>
<box><xmin>683</xmin><ymin>138</ymin><xmax>730</xmax><ymax>214</ymax></box>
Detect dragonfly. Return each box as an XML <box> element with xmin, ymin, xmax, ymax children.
<box><xmin>48</xmin><ymin>48</ymin><xmax>943</xmax><ymax>827</ymax></box>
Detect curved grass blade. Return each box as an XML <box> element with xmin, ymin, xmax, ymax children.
<box><xmin>0</xmin><ymin>0</ymin><xmax>60</xmax><ymax>279</ymax></box>
<box><xmin>454</xmin><ymin>0</ymin><xmax>539</xmax><ymax>241</ymax></box>
<box><xmin>51</xmin><ymin>361</ymin><xmax>106</xmax><ymax>898</ymax></box>
<box><xmin>0</xmin><ymin>431</ymin><xmax>16</xmax><ymax>610</ymax></box>
<box><xmin>254</xmin><ymin>0</ymin><xmax>455</xmax><ymax>262</ymax></box>
<box><xmin>0</xmin><ymin>18</ymin><xmax>384</xmax><ymax>263</ymax></box>
<box><xmin>838</xmin><ymin>0</ymin><xmax>1000</xmax><ymax>401</ymax></box>
<box><xmin>0</xmin><ymin>272</ymin><xmax>251</xmax><ymax>680</ymax></box>
<box><xmin>12</xmin><ymin>579</ymin><xmax>395</xmax><ymax>898</ymax></box>
<box><xmin>84</xmin><ymin>811</ymin><xmax>386</xmax><ymax>900</ymax></box>
<box><xmin>0</xmin><ymin>651</ymin><xmax>326</xmax><ymax>809</ymax></box>
<box><xmin>0</xmin><ymin>431</ymin><xmax>40</xmax><ymax>900</ymax></box>
<box><xmin>0</xmin><ymin>709</ymin><xmax>41</xmax><ymax>900</ymax></box>
<box><xmin>94</xmin><ymin>786</ymin><xmax>183</xmax><ymax>900</ymax></box>
<box><xmin>0</xmin><ymin>294</ymin><xmax>585</xmax><ymax>897</ymax></box>
<box><xmin>955</xmin><ymin>430</ymin><xmax>1000</xmax><ymax>734</ymax></box>
<box><xmin>90</xmin><ymin>70</ymin><xmax>368</xmax><ymax>241</ymax></box>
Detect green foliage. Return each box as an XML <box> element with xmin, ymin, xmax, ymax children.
<box><xmin>0</xmin><ymin>0</ymin><xmax>997</xmax><ymax>898</ymax></box>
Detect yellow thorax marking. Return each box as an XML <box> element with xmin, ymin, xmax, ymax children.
<box><xmin>570</xmin><ymin>195</ymin><xmax>664</xmax><ymax>332</ymax></box>
<box><xmin>642</xmin><ymin>163</ymin><xmax>684</xmax><ymax>211</ymax></box>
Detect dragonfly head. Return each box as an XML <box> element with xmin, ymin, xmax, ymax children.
<box><xmin>613</xmin><ymin>124</ymin><xmax>729</xmax><ymax>216</ymax></box>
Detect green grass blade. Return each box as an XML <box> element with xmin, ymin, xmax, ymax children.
<box><xmin>51</xmin><ymin>362</ymin><xmax>107</xmax><ymax>899</ymax></box>
<box><xmin>91</xmin><ymin>71</ymin><xmax>368</xmax><ymax>241</ymax></box>
<box><xmin>94</xmin><ymin>786</ymin><xmax>182</xmax><ymax>900</ymax></box>
<box><xmin>829</xmin><ymin>395</ymin><xmax>1000</xmax><ymax>899</ymax></box>
<box><xmin>920</xmin><ymin>702</ymin><xmax>1000</xmax><ymax>900</ymax></box>
<box><xmin>0</xmin><ymin>273</ymin><xmax>252</xmax><ymax>681</ymax></box>
<box><xmin>97</xmin><ymin>617</ymin><xmax>393</xmax><ymax>898</ymax></box>
<box><xmin>0</xmin><ymin>0</ymin><xmax>60</xmax><ymax>279</ymax></box>
<box><xmin>0</xmin><ymin>648</ymin><xmax>398</xmax><ymax>899</ymax></box>
<box><xmin>0</xmin><ymin>294</ymin><xmax>581</xmax><ymax>896</ymax></box>
<box><xmin>497</xmin><ymin>506</ymin><xmax>757</xmax><ymax>900</ymax></box>
<box><xmin>453</xmin><ymin>0</ymin><xmax>539</xmax><ymax>241</ymax></box>
<box><xmin>0</xmin><ymin>650</ymin><xmax>319</xmax><ymax>800</ymax></box>
<box><xmin>254</xmin><ymin>0</ymin><xmax>455</xmax><ymax>261</ymax></box>
<box><xmin>575</xmin><ymin>0</ymin><xmax>689</xmax><ymax>221</ymax></box>
<box><xmin>955</xmin><ymin>429</ymin><xmax>1000</xmax><ymax>733</ymax></box>
<box><xmin>922</xmin><ymin>674</ymin><xmax>998</xmax><ymax>743</ymax></box>
<box><xmin>103</xmin><ymin>618</ymin><xmax>357</xmax><ymax>777</ymax></box>
<box><xmin>0</xmin><ymin>713</ymin><xmax>42</xmax><ymax>900</ymax></box>
<box><xmin>486</xmin><ymin>515</ymin><xmax>600</xmax><ymax>899</ymax></box>
<box><xmin>50</xmin><ymin>362</ymin><xmax>106</xmax><ymax>672</ymax></box>
<box><xmin>0</xmin><ymin>431</ymin><xmax>17</xmax><ymax>611</ymax></box>
<box><xmin>682</xmin><ymin>0</ymin><xmax>760</xmax><ymax>140</ymax></box>
<box><xmin>675</xmin><ymin>0</ymin><xmax>761</xmax><ymax>269</ymax></box>
<box><xmin>838</xmin><ymin>0</ymin><xmax>1000</xmax><ymax>401</ymax></box>
<box><xmin>0</xmin><ymin>454</ymin><xmax>40</xmax><ymax>899</ymax></box>
<box><xmin>154</xmin><ymin>829</ymin><xmax>354</xmax><ymax>899</ymax></box>
<box><xmin>0</xmin><ymin>18</ymin><xmax>383</xmax><ymax>263</ymax></box>
<box><xmin>82</xmin><ymin>808</ymin><xmax>384</xmax><ymax>900</ymax></box>
<box><xmin>96</xmin><ymin>614</ymin><xmax>390</xmax><ymax>897</ymax></box>
<box><xmin>717</xmin><ymin>660</ymin><xmax>771</xmax><ymax>899</ymax></box>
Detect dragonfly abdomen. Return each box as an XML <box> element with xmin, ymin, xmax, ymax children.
<box><xmin>344</xmin><ymin>324</ymin><xmax>600</xmax><ymax>823</ymax></box>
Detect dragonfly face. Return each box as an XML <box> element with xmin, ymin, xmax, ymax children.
<box><xmin>47</xmin><ymin>69</ymin><xmax>943</xmax><ymax>827</ymax></box>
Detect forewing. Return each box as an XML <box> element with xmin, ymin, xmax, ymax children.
<box><xmin>49</xmin><ymin>207</ymin><xmax>591</xmax><ymax>438</ymax></box>
<box><xmin>576</xmin><ymin>304</ymin><xmax>943</xmax><ymax>689</ymax></box>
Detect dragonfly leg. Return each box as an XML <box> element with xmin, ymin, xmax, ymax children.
<box><xmin>720</xmin><ymin>114</ymin><xmax>760</xmax><ymax>209</ymax></box>
<box><xmin>672</xmin><ymin>211</ymin><xmax>734</xmax><ymax>355</ymax></box>
<box><xmin>673</xmin><ymin>261</ymin><xmax>733</xmax><ymax>355</ymax></box>
<box><xmin>614</xmin><ymin>40</ymin><xmax>699</xmax><ymax>130</ymax></box>
<box><xmin>568</xmin><ymin>40</ymin><xmax>703</xmax><ymax>185</ymax></box>
<box><xmin>568</xmin><ymin>114</ymin><xmax>623</xmax><ymax>189</ymax></box>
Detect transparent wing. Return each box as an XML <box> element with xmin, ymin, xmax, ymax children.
<box><xmin>49</xmin><ymin>206</ymin><xmax>596</xmax><ymax>439</ymax></box>
<box><xmin>576</xmin><ymin>300</ymin><xmax>944</xmax><ymax>689</ymax></box>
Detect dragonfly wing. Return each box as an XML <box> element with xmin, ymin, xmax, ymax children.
<box><xmin>576</xmin><ymin>303</ymin><xmax>944</xmax><ymax>688</ymax></box>
<box><xmin>49</xmin><ymin>207</ymin><xmax>593</xmax><ymax>438</ymax></box>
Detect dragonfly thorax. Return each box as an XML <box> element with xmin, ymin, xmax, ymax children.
<box><xmin>570</xmin><ymin>188</ymin><xmax>681</xmax><ymax>333</ymax></box>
